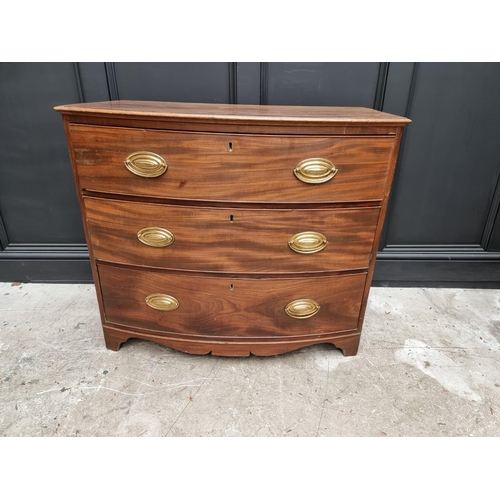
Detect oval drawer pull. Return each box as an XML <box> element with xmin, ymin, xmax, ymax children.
<box><xmin>124</xmin><ymin>151</ymin><xmax>167</xmax><ymax>178</ymax></box>
<box><xmin>294</xmin><ymin>158</ymin><xmax>338</xmax><ymax>184</ymax></box>
<box><xmin>285</xmin><ymin>298</ymin><xmax>320</xmax><ymax>319</ymax></box>
<box><xmin>137</xmin><ymin>227</ymin><xmax>175</xmax><ymax>248</ymax></box>
<box><xmin>145</xmin><ymin>293</ymin><xmax>179</xmax><ymax>311</ymax></box>
<box><xmin>289</xmin><ymin>231</ymin><xmax>328</xmax><ymax>254</ymax></box>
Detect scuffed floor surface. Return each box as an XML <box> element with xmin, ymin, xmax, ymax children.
<box><xmin>1</xmin><ymin>282</ymin><xmax>499</xmax><ymax>436</ymax></box>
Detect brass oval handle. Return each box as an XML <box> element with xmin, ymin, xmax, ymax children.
<box><xmin>288</xmin><ymin>231</ymin><xmax>328</xmax><ymax>254</ymax></box>
<box><xmin>145</xmin><ymin>293</ymin><xmax>179</xmax><ymax>311</ymax></box>
<box><xmin>294</xmin><ymin>158</ymin><xmax>338</xmax><ymax>184</ymax></box>
<box><xmin>124</xmin><ymin>151</ymin><xmax>167</xmax><ymax>178</ymax></box>
<box><xmin>137</xmin><ymin>227</ymin><xmax>175</xmax><ymax>248</ymax></box>
<box><xmin>285</xmin><ymin>298</ymin><xmax>320</xmax><ymax>319</ymax></box>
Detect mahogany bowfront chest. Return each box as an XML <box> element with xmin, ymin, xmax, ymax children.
<box><xmin>55</xmin><ymin>101</ymin><xmax>410</xmax><ymax>357</ymax></box>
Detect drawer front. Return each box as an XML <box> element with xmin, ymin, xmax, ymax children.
<box><xmin>98</xmin><ymin>264</ymin><xmax>366</xmax><ymax>338</ymax></box>
<box><xmin>70</xmin><ymin>125</ymin><xmax>395</xmax><ymax>203</ymax></box>
<box><xmin>85</xmin><ymin>198</ymin><xmax>380</xmax><ymax>273</ymax></box>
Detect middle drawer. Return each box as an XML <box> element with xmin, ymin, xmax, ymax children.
<box><xmin>85</xmin><ymin>197</ymin><xmax>380</xmax><ymax>274</ymax></box>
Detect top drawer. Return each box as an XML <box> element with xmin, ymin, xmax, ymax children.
<box><xmin>69</xmin><ymin>125</ymin><xmax>396</xmax><ymax>203</ymax></box>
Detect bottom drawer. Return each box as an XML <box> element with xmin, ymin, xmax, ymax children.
<box><xmin>98</xmin><ymin>264</ymin><xmax>366</xmax><ymax>338</ymax></box>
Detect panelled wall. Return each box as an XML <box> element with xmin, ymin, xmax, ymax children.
<box><xmin>1</xmin><ymin>62</ymin><xmax>499</xmax><ymax>286</ymax></box>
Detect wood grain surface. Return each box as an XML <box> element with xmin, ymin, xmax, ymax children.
<box><xmin>98</xmin><ymin>263</ymin><xmax>366</xmax><ymax>338</ymax></box>
<box><xmin>55</xmin><ymin>100</ymin><xmax>412</xmax><ymax>125</ymax></box>
<box><xmin>103</xmin><ymin>324</ymin><xmax>361</xmax><ymax>356</ymax></box>
<box><xmin>56</xmin><ymin>101</ymin><xmax>410</xmax><ymax>357</ymax></box>
<box><xmin>70</xmin><ymin>125</ymin><xmax>396</xmax><ymax>203</ymax></box>
<box><xmin>85</xmin><ymin>197</ymin><xmax>380</xmax><ymax>273</ymax></box>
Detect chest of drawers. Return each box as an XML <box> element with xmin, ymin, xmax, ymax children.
<box><xmin>55</xmin><ymin>101</ymin><xmax>410</xmax><ymax>357</ymax></box>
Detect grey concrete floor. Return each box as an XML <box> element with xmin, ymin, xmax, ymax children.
<box><xmin>0</xmin><ymin>282</ymin><xmax>499</xmax><ymax>437</ymax></box>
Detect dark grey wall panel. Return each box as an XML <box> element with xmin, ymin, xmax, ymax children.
<box><xmin>0</xmin><ymin>62</ymin><xmax>85</xmax><ymax>244</ymax></box>
<box><xmin>373</xmin><ymin>259</ymin><xmax>500</xmax><ymax>288</ymax></box>
<box><xmin>265</xmin><ymin>62</ymin><xmax>381</xmax><ymax>106</ymax></box>
<box><xmin>236</xmin><ymin>63</ymin><xmax>260</xmax><ymax>104</ymax></box>
<box><xmin>378</xmin><ymin>63</ymin><xmax>416</xmax><ymax>250</ymax></box>
<box><xmin>1</xmin><ymin>62</ymin><xmax>499</xmax><ymax>285</ymax></box>
<box><xmin>488</xmin><ymin>211</ymin><xmax>500</xmax><ymax>251</ymax></box>
<box><xmin>0</xmin><ymin>258</ymin><xmax>92</xmax><ymax>283</ymax></box>
<box><xmin>481</xmin><ymin>165</ymin><xmax>500</xmax><ymax>251</ymax></box>
<box><xmin>385</xmin><ymin>63</ymin><xmax>500</xmax><ymax>246</ymax></box>
<box><xmin>382</xmin><ymin>63</ymin><xmax>415</xmax><ymax>117</ymax></box>
<box><xmin>113</xmin><ymin>62</ymin><xmax>231</xmax><ymax>103</ymax></box>
<box><xmin>77</xmin><ymin>63</ymin><xmax>110</xmax><ymax>102</ymax></box>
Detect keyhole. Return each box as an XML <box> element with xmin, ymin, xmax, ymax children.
<box><xmin>228</xmin><ymin>142</ymin><xmax>233</xmax><ymax>152</ymax></box>
<box><xmin>229</xmin><ymin>215</ymin><xmax>234</xmax><ymax>223</ymax></box>
<box><xmin>230</xmin><ymin>283</ymin><xmax>234</xmax><ymax>290</ymax></box>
